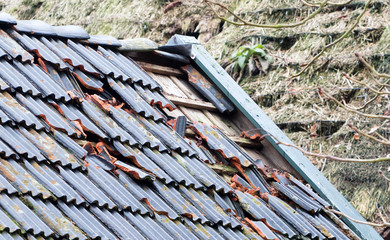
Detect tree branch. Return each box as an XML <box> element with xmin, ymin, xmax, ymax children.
<box><xmin>347</xmin><ymin>123</ymin><xmax>390</xmax><ymax>146</ymax></box>
<box><xmin>330</xmin><ymin>209</ymin><xmax>390</xmax><ymax>227</ymax></box>
<box><xmin>300</xmin><ymin>0</ymin><xmax>353</xmax><ymax>7</ymax></box>
<box><xmin>291</xmin><ymin>0</ymin><xmax>372</xmax><ymax>78</ymax></box>
<box><xmin>205</xmin><ymin>0</ymin><xmax>328</xmax><ymax>29</ymax></box>
<box><xmin>356</xmin><ymin>53</ymin><xmax>390</xmax><ymax>79</ymax></box>
<box><xmin>343</xmin><ymin>73</ymin><xmax>390</xmax><ymax>95</ymax></box>
<box><xmin>379</xmin><ymin>170</ymin><xmax>390</xmax><ymax>183</ymax></box>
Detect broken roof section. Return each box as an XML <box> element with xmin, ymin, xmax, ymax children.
<box><xmin>0</xmin><ymin>12</ymin><xmax>377</xmax><ymax>239</ymax></box>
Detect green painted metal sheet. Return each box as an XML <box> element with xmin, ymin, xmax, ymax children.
<box><xmin>168</xmin><ymin>34</ymin><xmax>382</xmax><ymax>240</ymax></box>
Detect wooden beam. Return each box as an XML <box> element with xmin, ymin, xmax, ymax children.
<box><xmin>170</xmin><ymin>35</ymin><xmax>381</xmax><ymax>240</ymax></box>
<box><xmin>167</xmin><ymin>95</ymin><xmax>217</xmax><ymax>111</ymax></box>
<box><xmin>137</xmin><ymin>61</ymin><xmax>184</xmax><ymax>77</ymax></box>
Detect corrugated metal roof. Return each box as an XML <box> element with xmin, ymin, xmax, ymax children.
<box><xmin>0</xmin><ymin>17</ymin><xmax>356</xmax><ymax>240</ymax></box>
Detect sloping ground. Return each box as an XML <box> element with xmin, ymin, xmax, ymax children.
<box><xmin>1</xmin><ymin>0</ymin><xmax>389</xmax><ymax>231</ymax></box>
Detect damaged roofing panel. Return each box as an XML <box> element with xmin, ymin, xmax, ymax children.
<box><xmin>23</xmin><ymin>160</ymin><xmax>86</xmax><ymax>206</ymax></box>
<box><xmin>68</xmin><ymin>40</ymin><xmax>130</xmax><ymax>81</ymax></box>
<box><xmin>182</xmin><ymin>65</ymin><xmax>234</xmax><ymax>113</ymax></box>
<box><xmin>80</xmin><ymin>98</ymin><xmax>139</xmax><ymax>145</ymax></box>
<box><xmin>98</xmin><ymin>46</ymin><xmax>162</xmax><ymax>90</ymax></box>
<box><xmin>24</xmin><ymin>196</ymin><xmax>87</xmax><ymax>240</ymax></box>
<box><xmin>183</xmin><ymin>219</ymin><xmax>225</xmax><ymax>240</ymax></box>
<box><xmin>133</xmin><ymin>83</ymin><xmax>175</xmax><ymax>110</ymax></box>
<box><xmin>112</xmin><ymin>141</ymin><xmax>175</xmax><ymax>185</ymax></box>
<box><xmin>57</xmin><ymin>166</ymin><xmax>118</xmax><ymax>210</ymax></box>
<box><xmin>107</xmin><ymin>78</ymin><xmax>163</xmax><ymax>121</ymax></box>
<box><xmin>0</xmin><ymin>173</ymin><xmax>18</xmax><ymax>195</ymax></box>
<box><xmin>81</xmin><ymin>35</ymin><xmax>121</xmax><ymax>47</ymax></box>
<box><xmin>85</xmin><ymin>159</ymin><xmax>151</xmax><ymax>214</ymax></box>
<box><xmin>39</xmin><ymin>37</ymin><xmax>100</xmax><ymax>76</ymax></box>
<box><xmin>7</xmin><ymin>30</ymin><xmax>67</xmax><ymax>69</ymax></box>
<box><xmin>142</xmin><ymin>147</ymin><xmax>204</xmax><ymax>190</ymax></box>
<box><xmin>191</xmin><ymin>122</ymin><xmax>254</xmax><ymax>167</ymax></box>
<box><xmin>0</xmin><ymin>193</ymin><xmax>54</xmax><ymax>237</ymax></box>
<box><xmin>137</xmin><ymin>116</ymin><xmax>196</xmax><ymax>157</ymax></box>
<box><xmin>71</xmin><ymin>68</ymin><xmax>103</xmax><ymax>92</ymax></box>
<box><xmin>0</xmin><ymin>158</ymin><xmax>53</xmax><ymax>200</ymax></box>
<box><xmin>235</xmin><ymin>191</ymin><xmax>296</xmax><ymax>238</ymax></box>
<box><xmin>154</xmin><ymin>214</ymin><xmax>199</xmax><ymax>240</ymax></box>
<box><xmin>0</xmin><ymin>207</ymin><xmax>20</xmax><ymax>234</ymax></box>
<box><xmin>117</xmin><ymin>170</ymin><xmax>180</xmax><ymax>220</ymax></box>
<box><xmin>178</xmin><ymin>185</ymin><xmax>241</xmax><ymax>229</ymax></box>
<box><xmin>0</xmin><ymin>29</ymin><xmax>33</xmax><ymax>62</ymax></box>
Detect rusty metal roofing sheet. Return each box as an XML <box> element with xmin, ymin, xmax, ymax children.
<box><xmin>16</xmin><ymin>94</ymin><xmax>80</xmax><ymax>137</ymax></box>
<box><xmin>56</xmin><ymin>201</ymin><xmax>117</xmax><ymax>239</ymax></box>
<box><xmin>178</xmin><ymin>185</ymin><xmax>241</xmax><ymax>228</ymax></box>
<box><xmin>247</xmin><ymin>220</ymin><xmax>279</xmax><ymax>240</ymax></box>
<box><xmin>14</xmin><ymin>20</ymin><xmax>56</xmax><ymax>37</ymax></box>
<box><xmin>0</xmin><ymin>173</ymin><xmax>18</xmax><ymax>195</ymax></box>
<box><xmin>244</xmin><ymin>167</ymin><xmax>271</xmax><ymax>193</ymax></box>
<box><xmin>81</xmin><ymin>98</ymin><xmax>138</xmax><ymax>145</ymax></box>
<box><xmin>81</xmin><ymin>35</ymin><xmax>121</xmax><ymax>47</ymax></box>
<box><xmin>267</xmin><ymin>194</ymin><xmax>324</xmax><ymax>239</ymax></box>
<box><xmin>0</xmin><ymin>232</ymin><xmax>25</xmax><ymax>240</ymax></box>
<box><xmin>85</xmin><ymin>158</ymin><xmax>151</xmax><ymax>214</ymax></box>
<box><xmin>0</xmin><ymin>92</ymin><xmax>45</xmax><ymax>130</ymax></box>
<box><xmin>58</xmin><ymin>165</ymin><xmax>118</xmax><ymax>210</ymax></box>
<box><xmin>0</xmin><ymin>76</ymin><xmax>12</xmax><ymax>91</ymax></box>
<box><xmin>192</xmin><ymin>122</ymin><xmax>254</xmax><ymax>167</ymax></box>
<box><xmin>114</xmin><ymin>160</ymin><xmax>154</xmax><ymax>180</ymax></box>
<box><xmin>235</xmin><ymin>191</ymin><xmax>296</xmax><ymax>238</ymax></box>
<box><xmin>117</xmin><ymin>170</ymin><xmax>179</xmax><ymax>220</ymax></box>
<box><xmin>98</xmin><ymin>46</ymin><xmax>162</xmax><ymax>90</ymax></box>
<box><xmin>68</xmin><ymin>40</ymin><xmax>130</xmax><ymax>81</ymax></box>
<box><xmin>51</xmin><ymin>130</ymin><xmax>87</xmax><ymax>160</ymax></box>
<box><xmin>143</xmin><ymin>147</ymin><xmax>204</xmax><ymax>189</ymax></box>
<box><xmin>23</xmin><ymin>160</ymin><xmax>86</xmax><ymax>206</ymax></box>
<box><xmin>183</xmin><ymin>219</ymin><xmax>226</xmax><ymax>240</ymax></box>
<box><xmin>123</xmin><ymin>211</ymin><xmax>174</xmax><ymax>240</ymax></box>
<box><xmin>108</xmin><ymin>106</ymin><xmax>167</xmax><ymax>151</ymax></box>
<box><xmin>112</xmin><ymin>141</ymin><xmax>175</xmax><ymax>185</ymax></box>
<box><xmin>13</xmin><ymin>61</ymin><xmax>70</xmax><ymax>102</ymax></box>
<box><xmin>0</xmin><ymin>60</ymin><xmax>41</xmax><ymax>96</ymax></box>
<box><xmin>89</xmin><ymin>207</ymin><xmax>146</xmax><ymax>239</ymax></box>
<box><xmin>0</xmin><ymin>125</ymin><xmax>45</xmax><ymax>161</ymax></box>
<box><xmin>39</xmin><ymin>37</ymin><xmax>99</xmax><ymax>75</ymax></box>
<box><xmin>107</xmin><ymin>77</ymin><xmax>163</xmax><ymax>121</ymax></box>
<box><xmin>133</xmin><ymin>83</ymin><xmax>175</xmax><ymax>110</ymax></box>
<box><xmin>0</xmin><ymin>193</ymin><xmax>54</xmax><ymax>237</ymax></box>
<box><xmin>7</xmin><ymin>30</ymin><xmax>67</xmax><ymax>69</ymax></box>
<box><xmin>0</xmin><ymin>158</ymin><xmax>53</xmax><ymax>200</ymax></box>
<box><xmin>289</xmin><ymin>175</ymin><xmax>330</xmax><ymax>208</ymax></box>
<box><xmin>182</xmin><ymin>65</ymin><xmax>234</xmax><ymax>113</ymax></box>
<box><xmin>137</xmin><ymin>116</ymin><xmax>196</xmax><ymax>157</ymax></box>
<box><xmin>0</xmin><ymin>207</ymin><xmax>20</xmax><ymax>234</ymax></box>
<box><xmin>25</xmin><ymin>196</ymin><xmax>87</xmax><ymax>239</ymax></box>
<box><xmin>0</xmin><ymin>29</ymin><xmax>33</xmax><ymax>62</ymax></box>
<box><xmin>217</xmin><ymin>225</ymin><xmax>250</xmax><ymax>240</ymax></box>
<box><xmin>19</xmin><ymin>128</ymin><xmax>83</xmax><ymax>169</ymax></box>
<box><xmin>71</xmin><ymin>68</ymin><xmax>103</xmax><ymax>92</ymax></box>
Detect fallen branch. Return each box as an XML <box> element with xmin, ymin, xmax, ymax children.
<box><xmin>205</xmin><ymin>0</ymin><xmax>328</xmax><ymax>29</ymax></box>
<box><xmin>379</xmin><ymin>170</ymin><xmax>390</xmax><ymax>183</ymax></box>
<box><xmin>347</xmin><ymin>123</ymin><xmax>390</xmax><ymax>146</ymax></box>
<box><xmin>330</xmin><ymin>209</ymin><xmax>390</xmax><ymax>228</ymax></box>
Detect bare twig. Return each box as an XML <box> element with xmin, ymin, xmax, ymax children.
<box><xmin>300</xmin><ymin>0</ymin><xmax>354</xmax><ymax>7</ymax></box>
<box><xmin>205</xmin><ymin>0</ymin><xmax>328</xmax><ymax>29</ymax></box>
<box><xmin>291</xmin><ymin>0</ymin><xmax>372</xmax><ymax>78</ymax></box>
<box><xmin>320</xmin><ymin>88</ymin><xmax>390</xmax><ymax>119</ymax></box>
<box><xmin>347</xmin><ymin>123</ymin><xmax>390</xmax><ymax>146</ymax></box>
<box><xmin>343</xmin><ymin>73</ymin><xmax>390</xmax><ymax>96</ymax></box>
<box><xmin>330</xmin><ymin>209</ymin><xmax>390</xmax><ymax>227</ymax></box>
<box><xmin>356</xmin><ymin>53</ymin><xmax>390</xmax><ymax>79</ymax></box>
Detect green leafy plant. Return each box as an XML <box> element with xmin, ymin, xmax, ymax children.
<box><xmin>224</xmin><ymin>44</ymin><xmax>273</xmax><ymax>82</ymax></box>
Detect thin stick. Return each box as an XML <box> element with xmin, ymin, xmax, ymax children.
<box><xmin>330</xmin><ymin>209</ymin><xmax>390</xmax><ymax>227</ymax></box>
<box><xmin>301</xmin><ymin>0</ymin><xmax>354</xmax><ymax>7</ymax></box>
<box><xmin>205</xmin><ymin>0</ymin><xmax>328</xmax><ymax>29</ymax></box>
<box><xmin>347</xmin><ymin>124</ymin><xmax>390</xmax><ymax>146</ymax></box>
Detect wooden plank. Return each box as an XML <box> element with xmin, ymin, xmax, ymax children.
<box><xmin>202</xmin><ymin>110</ymin><xmax>241</xmax><ymax>136</ymax></box>
<box><xmin>170</xmin><ymin>76</ymin><xmax>205</xmax><ymax>100</ymax></box>
<box><xmin>138</xmin><ymin>61</ymin><xmax>184</xmax><ymax>77</ymax></box>
<box><xmin>167</xmin><ymin>95</ymin><xmax>217</xmax><ymax>111</ymax></box>
<box><xmin>173</xmin><ymin>35</ymin><xmax>381</xmax><ymax>240</ymax></box>
<box><xmin>179</xmin><ymin>106</ymin><xmax>215</xmax><ymax>126</ymax></box>
<box><xmin>149</xmin><ymin>72</ymin><xmax>188</xmax><ymax>98</ymax></box>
